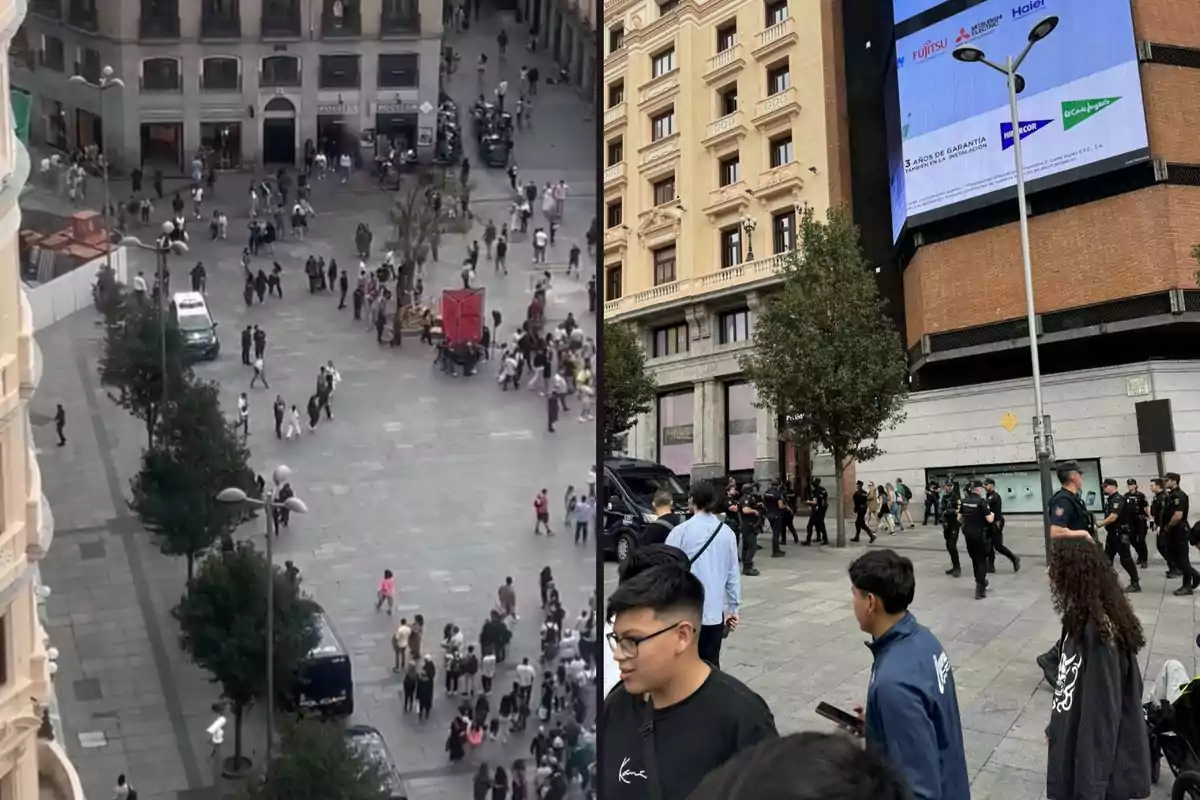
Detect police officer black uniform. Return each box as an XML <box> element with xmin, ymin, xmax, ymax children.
<box><xmin>957</xmin><ymin>482</ymin><xmax>995</xmax><ymax>598</ymax></box>
<box><xmin>1100</xmin><ymin>478</ymin><xmax>1140</xmax><ymax>592</ymax></box>
<box><xmin>1149</xmin><ymin>478</ymin><xmax>1173</xmax><ymax>574</ymax></box>
<box><xmin>1124</xmin><ymin>478</ymin><xmax>1150</xmax><ymax>568</ymax></box>
<box><xmin>804</xmin><ymin>478</ymin><xmax>830</xmax><ymax>545</ymax></box>
<box><xmin>736</xmin><ymin>483</ymin><xmax>762</xmax><ymax>577</ymax></box>
<box><xmin>983</xmin><ymin>479</ymin><xmax>1020</xmax><ymax>574</ymax></box>
<box><xmin>941</xmin><ymin>481</ymin><xmax>962</xmax><ymax>577</ymax></box>
<box><xmin>851</xmin><ymin>481</ymin><xmax>875</xmax><ymax>543</ymax></box>
<box><xmin>1163</xmin><ymin>472</ymin><xmax>1198</xmax><ymax>595</ymax></box>
<box><xmin>763</xmin><ymin>480</ymin><xmax>786</xmax><ymax>557</ymax></box>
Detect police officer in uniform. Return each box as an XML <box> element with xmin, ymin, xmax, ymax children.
<box><xmin>957</xmin><ymin>481</ymin><xmax>995</xmax><ymax>599</ymax></box>
<box><xmin>851</xmin><ymin>480</ymin><xmax>875</xmax><ymax>543</ymax></box>
<box><xmin>1100</xmin><ymin>478</ymin><xmax>1140</xmax><ymax>592</ymax></box>
<box><xmin>781</xmin><ymin>483</ymin><xmax>800</xmax><ymax>544</ymax></box>
<box><xmin>763</xmin><ymin>480</ymin><xmax>786</xmax><ymax>558</ymax></box>
<box><xmin>1163</xmin><ymin>472</ymin><xmax>1198</xmax><ymax>596</ymax></box>
<box><xmin>941</xmin><ymin>480</ymin><xmax>962</xmax><ymax>577</ymax></box>
<box><xmin>983</xmin><ymin>478</ymin><xmax>1020</xmax><ymax>574</ymax></box>
<box><xmin>736</xmin><ymin>483</ymin><xmax>762</xmax><ymax>577</ymax></box>
<box><xmin>803</xmin><ymin>478</ymin><xmax>829</xmax><ymax>546</ymax></box>
<box><xmin>1035</xmin><ymin>461</ymin><xmax>1098</xmax><ymax>684</ymax></box>
<box><xmin>1149</xmin><ymin>477</ymin><xmax>1174</xmax><ymax>575</ymax></box>
<box><xmin>1124</xmin><ymin>478</ymin><xmax>1150</xmax><ymax>569</ymax></box>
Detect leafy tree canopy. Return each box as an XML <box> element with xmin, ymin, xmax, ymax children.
<box><xmin>129</xmin><ymin>378</ymin><xmax>256</xmax><ymax>582</ymax></box>
<box><xmin>602</xmin><ymin>321</ymin><xmax>657</xmax><ymax>455</ymax></box>
<box><xmin>98</xmin><ymin>297</ymin><xmax>190</xmax><ymax>445</ymax></box>
<box><xmin>243</xmin><ymin>718</ymin><xmax>391</xmax><ymax>800</ymax></box>
<box><xmin>739</xmin><ymin>203</ymin><xmax>908</xmax><ymax>467</ymax></box>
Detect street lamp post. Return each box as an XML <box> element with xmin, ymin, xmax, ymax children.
<box><xmin>120</xmin><ymin>223</ymin><xmax>189</xmax><ymax>411</ymax></box>
<box><xmin>741</xmin><ymin>215</ymin><xmax>757</xmax><ymax>262</ymax></box>
<box><xmin>68</xmin><ymin>66</ymin><xmax>125</xmax><ymax>275</ymax></box>
<box><xmin>216</xmin><ymin>465</ymin><xmax>308</xmax><ymax>773</ymax></box>
<box><xmin>953</xmin><ymin>15</ymin><xmax>1059</xmax><ymax>559</ymax></box>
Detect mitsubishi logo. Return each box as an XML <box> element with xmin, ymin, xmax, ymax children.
<box><xmin>955</xmin><ymin>27</ymin><xmax>970</xmax><ymax>43</ymax></box>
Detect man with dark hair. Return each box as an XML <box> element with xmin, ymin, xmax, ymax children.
<box><xmin>957</xmin><ymin>481</ymin><xmax>995</xmax><ymax>599</ymax></box>
<box><xmin>606</xmin><ymin>544</ymin><xmax>691</xmax><ymax>696</ymax></box>
<box><xmin>602</xmin><ymin>563</ymin><xmax>776</xmax><ymax>800</ymax></box>
<box><xmin>848</xmin><ymin>550</ymin><xmax>968</xmax><ymax>800</ymax></box>
<box><xmin>1163</xmin><ymin>471</ymin><xmax>1197</xmax><ymax>595</ymax></box>
<box><xmin>666</xmin><ymin>480</ymin><xmax>741</xmax><ymax>667</ymax></box>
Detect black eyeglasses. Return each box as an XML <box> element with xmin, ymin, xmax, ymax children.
<box><xmin>605</xmin><ymin>622</ymin><xmax>682</xmax><ymax>658</ymax></box>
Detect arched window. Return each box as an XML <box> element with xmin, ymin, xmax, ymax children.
<box><xmin>260</xmin><ymin>55</ymin><xmax>301</xmax><ymax>88</ymax></box>
<box><xmin>264</xmin><ymin>97</ymin><xmax>296</xmax><ymax>114</ymax></box>
<box><xmin>141</xmin><ymin>57</ymin><xmax>181</xmax><ymax>91</ymax></box>
<box><xmin>201</xmin><ymin>56</ymin><xmax>241</xmax><ymax>91</ymax></box>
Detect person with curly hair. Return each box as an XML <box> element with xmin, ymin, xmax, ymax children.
<box><xmin>1045</xmin><ymin>540</ymin><xmax>1151</xmax><ymax>800</ymax></box>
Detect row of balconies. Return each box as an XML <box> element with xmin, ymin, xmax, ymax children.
<box><xmin>28</xmin><ymin>0</ymin><xmax>422</xmax><ymax>41</ymax></box>
<box><xmin>604</xmin><ymin>85</ymin><xmax>801</xmax><ymax>144</ymax></box>
<box><xmin>604</xmin><ymin>250</ymin><xmax>788</xmax><ymax>319</ymax></box>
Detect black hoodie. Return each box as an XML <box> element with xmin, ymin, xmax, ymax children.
<box><xmin>1045</xmin><ymin>619</ymin><xmax>1151</xmax><ymax>800</ymax></box>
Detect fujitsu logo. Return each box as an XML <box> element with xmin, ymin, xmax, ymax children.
<box><xmin>912</xmin><ymin>38</ymin><xmax>948</xmax><ymax>61</ymax></box>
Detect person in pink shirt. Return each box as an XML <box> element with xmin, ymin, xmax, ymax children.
<box><xmin>533</xmin><ymin>489</ymin><xmax>554</xmax><ymax>536</ymax></box>
<box><xmin>375</xmin><ymin>569</ymin><xmax>395</xmax><ymax>615</ymax></box>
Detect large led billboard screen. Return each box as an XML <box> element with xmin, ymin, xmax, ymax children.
<box><xmin>887</xmin><ymin>0</ymin><xmax>1150</xmax><ymax>242</ymax></box>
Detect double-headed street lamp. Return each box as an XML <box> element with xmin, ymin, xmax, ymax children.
<box><xmin>952</xmin><ymin>15</ymin><xmax>1059</xmax><ymax>559</ymax></box>
<box><xmin>68</xmin><ymin>66</ymin><xmax>124</xmax><ymax>274</ymax></box>
<box><xmin>120</xmin><ymin>222</ymin><xmax>189</xmax><ymax>409</ymax></box>
<box><xmin>216</xmin><ymin>465</ymin><xmax>309</xmax><ymax>771</ymax></box>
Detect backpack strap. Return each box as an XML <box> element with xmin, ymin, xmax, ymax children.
<box><xmin>687</xmin><ymin>520</ymin><xmax>724</xmax><ymax>567</ymax></box>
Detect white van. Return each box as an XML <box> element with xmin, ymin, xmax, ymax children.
<box><xmin>171</xmin><ymin>291</ymin><xmax>220</xmax><ymax>360</ymax></box>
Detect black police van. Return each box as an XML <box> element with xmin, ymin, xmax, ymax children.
<box><xmin>288</xmin><ymin>611</ymin><xmax>354</xmax><ymax>717</ymax></box>
<box><xmin>602</xmin><ymin>456</ymin><xmax>689</xmax><ymax>563</ymax></box>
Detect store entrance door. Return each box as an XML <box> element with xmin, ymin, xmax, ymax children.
<box><xmin>262</xmin><ymin>97</ymin><xmax>297</xmax><ymax>165</ymax></box>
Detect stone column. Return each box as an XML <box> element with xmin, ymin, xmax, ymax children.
<box><xmin>753</xmin><ymin>402</ymin><xmax>777</xmax><ymax>482</ymax></box>
<box><xmin>691</xmin><ymin>379</ymin><xmax>725</xmax><ymax>481</ymax></box>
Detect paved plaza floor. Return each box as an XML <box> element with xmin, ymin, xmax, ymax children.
<box><xmin>605</xmin><ymin>519</ymin><xmax>1194</xmax><ymax>800</ymax></box>
<box><xmin>30</xmin><ymin>13</ymin><xmax>596</xmax><ymax>800</ymax></box>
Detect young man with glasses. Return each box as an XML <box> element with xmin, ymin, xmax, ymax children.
<box><xmin>601</xmin><ymin>560</ymin><xmax>776</xmax><ymax>799</ymax></box>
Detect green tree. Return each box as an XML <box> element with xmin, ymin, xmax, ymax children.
<box><xmin>738</xmin><ymin>204</ymin><xmax>908</xmax><ymax>546</ymax></box>
<box><xmin>129</xmin><ymin>378</ymin><xmax>256</xmax><ymax>584</ymax></box>
<box><xmin>387</xmin><ymin>168</ymin><xmax>471</xmax><ymax>296</ymax></box>
<box><xmin>242</xmin><ymin>718</ymin><xmax>390</xmax><ymax>800</ymax></box>
<box><xmin>92</xmin><ymin>263</ymin><xmax>126</xmax><ymax>324</ymax></box>
<box><xmin>174</xmin><ymin>542</ymin><xmax>321</xmax><ymax>773</ymax></box>
<box><xmin>602</xmin><ymin>321</ymin><xmax>658</xmax><ymax>455</ymax></box>
<box><xmin>98</xmin><ymin>298</ymin><xmax>189</xmax><ymax>447</ymax></box>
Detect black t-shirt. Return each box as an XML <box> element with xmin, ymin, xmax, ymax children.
<box><xmin>959</xmin><ymin>493</ymin><xmax>990</xmax><ymax>536</ymax></box>
<box><xmin>853</xmin><ymin>489</ymin><xmax>868</xmax><ymax>513</ymax></box>
<box><xmin>601</xmin><ymin>668</ymin><xmax>777</xmax><ymax>800</ymax></box>
<box><xmin>641</xmin><ymin>513</ymin><xmax>681</xmax><ymax>546</ymax></box>
<box><xmin>1049</xmin><ymin>488</ymin><xmax>1095</xmax><ymax>536</ymax></box>
<box><xmin>1166</xmin><ymin>488</ymin><xmax>1190</xmax><ymax>530</ymax></box>
<box><xmin>812</xmin><ymin>486</ymin><xmax>829</xmax><ymax>510</ymax></box>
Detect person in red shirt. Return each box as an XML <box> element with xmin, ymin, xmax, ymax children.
<box><xmin>534</xmin><ymin>489</ymin><xmax>554</xmax><ymax>536</ymax></box>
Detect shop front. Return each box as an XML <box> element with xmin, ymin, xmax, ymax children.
<box><xmin>74</xmin><ymin>108</ymin><xmax>101</xmax><ymax>151</ymax></box>
<box><xmin>925</xmin><ymin>459</ymin><xmax>1106</xmax><ymax>514</ymax></box>
<box><xmin>42</xmin><ymin>98</ymin><xmax>67</xmax><ymax>151</ymax></box>
<box><xmin>140</xmin><ymin>122</ymin><xmax>183</xmax><ymax>171</ymax></box>
<box><xmin>317</xmin><ymin>102</ymin><xmax>359</xmax><ymax>161</ymax></box>
<box><xmin>200</xmin><ymin>121</ymin><xmax>243</xmax><ymax>170</ymax></box>
<box><xmin>373</xmin><ymin>102</ymin><xmax>419</xmax><ymax>156</ymax></box>
<box><xmin>262</xmin><ymin>97</ymin><xmax>297</xmax><ymax>165</ymax></box>
<box><xmin>657</xmin><ymin>390</ymin><xmax>695</xmax><ymax>483</ymax></box>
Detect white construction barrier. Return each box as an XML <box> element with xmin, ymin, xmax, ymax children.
<box><xmin>25</xmin><ymin>247</ymin><xmax>127</xmax><ymax>332</ymax></box>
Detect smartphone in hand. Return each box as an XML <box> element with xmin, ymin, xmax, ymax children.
<box><xmin>816</xmin><ymin>701</ymin><xmax>865</xmax><ymax>736</ymax></box>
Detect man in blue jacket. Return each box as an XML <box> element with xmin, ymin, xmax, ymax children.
<box><xmin>848</xmin><ymin>550</ymin><xmax>970</xmax><ymax>800</ymax></box>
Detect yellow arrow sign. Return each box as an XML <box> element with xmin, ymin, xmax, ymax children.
<box><xmin>1001</xmin><ymin>412</ymin><xmax>1018</xmax><ymax>433</ymax></box>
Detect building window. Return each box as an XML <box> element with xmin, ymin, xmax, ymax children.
<box><xmin>719</xmin><ymin>154</ymin><xmax>741</xmax><ymax>186</ymax></box>
<box><xmin>140</xmin><ymin>0</ymin><xmax>181</xmax><ymax>39</ymax></box>
<box><xmin>659</xmin><ymin>0</ymin><xmax>679</xmax><ymax>14</ymax></box>
<box><xmin>262</xmin><ymin>0</ymin><xmax>302</xmax><ymax>37</ymax></box>
<box><xmin>78</xmin><ymin>47</ymin><xmax>101</xmax><ymax>83</ymax></box>
<box><xmin>606</xmin><ymin>200</ymin><xmax>623</xmax><ymax>228</ymax></box>
<box><xmin>769</xmin><ymin>134</ymin><xmax>793</xmax><ymax>168</ymax></box>
<box><xmin>381</xmin><ymin>0</ymin><xmax>419</xmax><ymax>33</ymax></box>
<box><xmin>767</xmin><ymin>61</ymin><xmax>790</xmax><ymax>95</ymax></box>
<box><xmin>718</xmin><ymin>84</ymin><xmax>738</xmax><ymax>116</ymax></box>
<box><xmin>201</xmin><ymin>0</ymin><xmax>242</xmax><ymax>38</ymax></box>
<box><xmin>67</xmin><ymin>0</ymin><xmax>98</xmax><ymax>30</ymax></box>
<box><xmin>725</xmin><ymin>382</ymin><xmax>759</xmax><ymax>474</ymax></box>
<box><xmin>609</xmin><ymin>25</ymin><xmax>625</xmax><ymax>53</ymax></box>
<box><xmin>658</xmin><ymin>390</ymin><xmax>695</xmax><ymax>477</ymax></box>
<box><xmin>652</xmin><ymin>176</ymin><xmax>676</xmax><ymax>206</ymax></box>
<box><xmin>40</xmin><ymin>35</ymin><xmax>65</xmax><ymax>71</ymax></box>
<box><xmin>605</xmin><ymin>263</ymin><xmax>623</xmax><ymax>301</ymax></box>
<box><xmin>141</xmin><ymin>57</ymin><xmax>181</xmax><ymax>91</ymax></box>
<box><xmin>765</xmin><ymin>0</ymin><xmax>787</xmax><ymax>27</ymax></box>
<box><xmin>651</xmin><ymin>47</ymin><xmax>676</xmax><ymax>78</ymax></box>
<box><xmin>608</xmin><ymin>80</ymin><xmax>625</xmax><ymax>107</ymax></box>
<box><xmin>607</xmin><ymin>137</ymin><xmax>623</xmax><ymax>166</ymax></box>
<box><xmin>718</xmin><ymin>309</ymin><xmax>751</xmax><ymax>344</ymax></box>
<box><xmin>651</xmin><ymin>109</ymin><xmax>674</xmax><ymax>141</ymax></box>
<box><xmin>201</xmin><ymin>56</ymin><xmax>240</xmax><ymax>91</ymax></box>
<box><xmin>720</xmin><ymin>227</ymin><xmax>743</xmax><ymax>268</ymax></box>
<box><xmin>322</xmin><ymin>0</ymin><xmax>361</xmax><ymax>36</ymax></box>
<box><xmin>772</xmin><ymin>208</ymin><xmax>796</xmax><ymax>253</ymax></box>
<box><xmin>377</xmin><ymin>53</ymin><xmax>419</xmax><ymax>87</ymax></box>
<box><xmin>318</xmin><ymin>54</ymin><xmax>360</xmax><ymax>89</ymax></box>
<box><xmin>716</xmin><ymin>22</ymin><xmax>737</xmax><ymax>52</ymax></box>
<box><xmin>261</xmin><ymin>55</ymin><xmax>301</xmax><ymax>87</ymax></box>
<box><xmin>652</xmin><ymin>323</ymin><xmax>690</xmax><ymax>357</ymax></box>
<box><xmin>653</xmin><ymin>245</ymin><xmax>676</xmax><ymax>285</ymax></box>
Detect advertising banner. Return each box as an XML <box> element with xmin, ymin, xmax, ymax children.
<box><xmin>888</xmin><ymin>0</ymin><xmax>1149</xmax><ymax>242</ymax></box>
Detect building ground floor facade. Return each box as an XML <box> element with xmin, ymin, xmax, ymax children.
<box><xmin>519</xmin><ymin>0</ymin><xmax>595</xmax><ymax>105</ymax></box>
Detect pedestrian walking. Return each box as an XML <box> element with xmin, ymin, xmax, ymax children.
<box><xmin>54</xmin><ymin>403</ymin><xmax>66</xmax><ymax>446</ymax></box>
<box><xmin>273</xmin><ymin>395</ymin><xmax>285</xmax><ymax>439</ymax></box>
<box><xmin>250</xmin><ymin>356</ymin><xmax>269</xmax><ymax>389</ymax></box>
<box><xmin>533</xmin><ymin>489</ymin><xmax>553</xmax><ymax>535</ymax></box>
<box><xmin>285</xmin><ymin>405</ymin><xmax>302</xmax><ymax>439</ymax></box>
<box><xmin>376</xmin><ymin>569</ymin><xmax>395</xmax><ymax>614</ymax></box>
<box><xmin>393</xmin><ymin>617</ymin><xmax>412</xmax><ymax>672</ymax></box>
<box><xmin>237</xmin><ymin>393</ymin><xmax>249</xmax><ymax>438</ymax></box>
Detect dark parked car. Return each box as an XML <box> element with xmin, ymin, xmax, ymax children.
<box><xmin>288</xmin><ymin>611</ymin><xmax>354</xmax><ymax>717</ymax></box>
<box><xmin>602</xmin><ymin>456</ymin><xmax>689</xmax><ymax>563</ymax></box>
<box><xmin>345</xmin><ymin>725</ymin><xmax>408</xmax><ymax>799</ymax></box>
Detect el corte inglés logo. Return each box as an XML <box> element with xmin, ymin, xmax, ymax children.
<box><xmin>1061</xmin><ymin>97</ymin><xmax>1121</xmax><ymax>131</ymax></box>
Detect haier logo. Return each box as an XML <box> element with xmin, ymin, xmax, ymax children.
<box><xmin>911</xmin><ymin>38</ymin><xmax>948</xmax><ymax>62</ymax></box>
<box><xmin>1000</xmin><ymin>119</ymin><xmax>1053</xmax><ymax>150</ymax></box>
<box><xmin>897</xmin><ymin>55</ymin><xmax>905</xmax><ymax>68</ymax></box>
<box><xmin>1012</xmin><ymin>0</ymin><xmax>1046</xmax><ymax>19</ymax></box>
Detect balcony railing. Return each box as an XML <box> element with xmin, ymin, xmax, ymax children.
<box><xmin>607</xmin><ymin>252</ymin><xmax>788</xmax><ymax>319</ymax></box>
<box><xmin>603</xmin><ymin>102</ymin><xmax>626</xmax><ymax>127</ymax></box>
<box><xmin>755</xmin><ymin>16</ymin><xmax>794</xmax><ymax>51</ymax></box>
<box><xmin>139</xmin><ymin>13</ymin><xmax>180</xmax><ymax>38</ymax></box>
<box><xmin>381</xmin><ymin>7</ymin><xmax>421</xmax><ymax>34</ymax></box>
<box><xmin>706</xmin><ymin>44</ymin><xmax>741</xmax><ymax>74</ymax></box>
<box><xmin>322</xmin><ymin>6</ymin><xmax>361</xmax><ymax>37</ymax></box>
<box><xmin>67</xmin><ymin>0</ymin><xmax>98</xmax><ymax>31</ymax></box>
<box><xmin>261</xmin><ymin>4</ymin><xmax>302</xmax><ymax>38</ymax></box>
<box><xmin>705</xmin><ymin>110</ymin><xmax>744</xmax><ymax>140</ymax></box>
<box><xmin>201</xmin><ymin>8</ymin><xmax>242</xmax><ymax>38</ymax></box>
<box><xmin>603</xmin><ymin>162</ymin><xmax>625</xmax><ymax>185</ymax></box>
<box><xmin>201</xmin><ymin>74</ymin><xmax>242</xmax><ymax>92</ymax></box>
